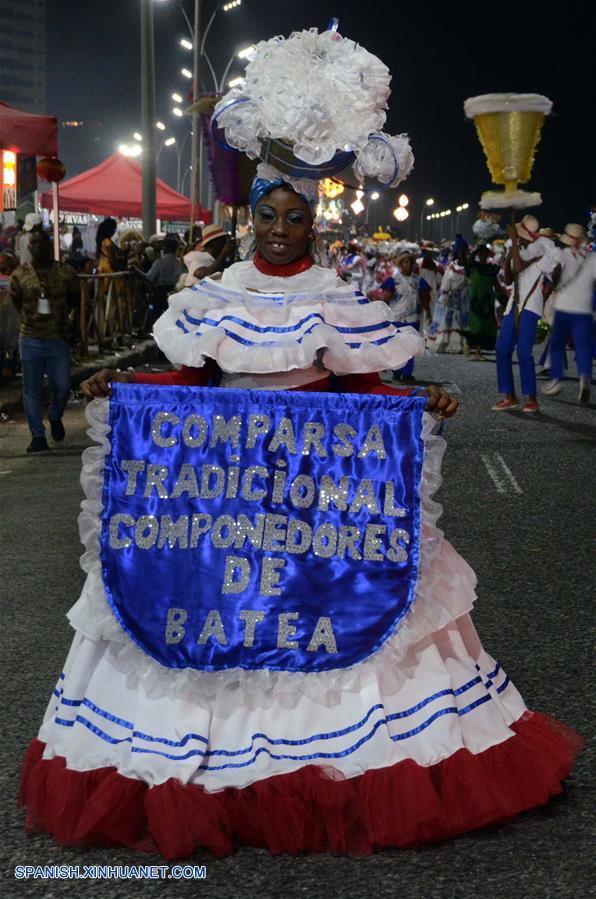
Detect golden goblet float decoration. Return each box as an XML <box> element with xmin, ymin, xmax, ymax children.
<box><xmin>464</xmin><ymin>93</ymin><xmax>553</xmax><ymax>209</ymax></box>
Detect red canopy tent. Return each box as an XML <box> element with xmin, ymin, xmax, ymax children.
<box><xmin>40</xmin><ymin>153</ymin><xmax>211</xmax><ymax>223</ymax></box>
<box><xmin>0</xmin><ymin>101</ymin><xmax>58</xmax><ymax>156</ymax></box>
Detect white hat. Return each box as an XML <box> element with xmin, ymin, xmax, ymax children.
<box><xmin>560</xmin><ymin>223</ymin><xmax>587</xmax><ymax>247</ymax></box>
<box><xmin>23</xmin><ymin>213</ymin><xmax>43</xmax><ymax>232</ymax></box>
<box><xmin>515</xmin><ymin>214</ymin><xmax>540</xmax><ymax>242</ymax></box>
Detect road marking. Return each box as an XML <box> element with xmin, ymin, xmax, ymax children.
<box><xmin>480</xmin><ymin>453</ymin><xmax>523</xmax><ymax>495</ymax></box>
<box><xmin>494</xmin><ymin>453</ymin><xmax>523</xmax><ymax>494</ymax></box>
<box><xmin>480</xmin><ymin>454</ymin><xmax>506</xmax><ymax>493</ymax></box>
<box><xmin>0</xmin><ymin>470</ymin><xmax>13</xmax><ymax>476</ymax></box>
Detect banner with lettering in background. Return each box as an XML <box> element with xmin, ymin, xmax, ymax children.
<box><xmin>100</xmin><ymin>384</ymin><xmax>427</xmax><ymax>673</ymax></box>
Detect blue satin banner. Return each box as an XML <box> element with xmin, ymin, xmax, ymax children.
<box><xmin>100</xmin><ymin>384</ymin><xmax>426</xmax><ymax>673</ymax></box>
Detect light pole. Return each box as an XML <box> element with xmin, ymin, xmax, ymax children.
<box><xmin>156</xmin><ymin>135</ymin><xmax>176</xmax><ymax>162</ymax></box>
<box><xmin>166</xmin><ymin>0</ymin><xmax>244</xmax><ymax>223</ymax></box>
<box><xmin>419</xmin><ymin>197</ymin><xmax>434</xmax><ymax>241</ymax></box>
<box><xmin>173</xmin><ymin>0</ymin><xmax>247</xmax><ymax>216</ymax></box>
<box><xmin>365</xmin><ymin>192</ymin><xmax>379</xmax><ymax>229</ymax></box>
<box><xmin>188</xmin><ymin>0</ymin><xmax>203</xmax><ymax>234</ymax></box>
<box><xmin>156</xmin><ymin>136</ymin><xmax>189</xmax><ymax>193</ymax></box>
<box><xmin>140</xmin><ymin>0</ymin><xmax>157</xmax><ymax>237</ymax></box>
<box><xmin>454</xmin><ymin>202</ymin><xmax>469</xmax><ymax>234</ymax></box>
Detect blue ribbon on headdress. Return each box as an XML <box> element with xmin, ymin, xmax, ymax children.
<box><xmin>249</xmin><ymin>176</ymin><xmax>317</xmax><ymax>215</ymax></box>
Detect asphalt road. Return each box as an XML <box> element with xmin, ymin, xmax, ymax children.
<box><xmin>1</xmin><ymin>352</ymin><xmax>594</xmax><ymax>899</ymax></box>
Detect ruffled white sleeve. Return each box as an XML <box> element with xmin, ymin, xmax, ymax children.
<box><xmin>152</xmin><ymin>263</ymin><xmax>424</xmax><ymax>376</ymax></box>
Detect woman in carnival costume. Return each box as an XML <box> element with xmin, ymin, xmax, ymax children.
<box><xmin>19</xmin><ymin>25</ymin><xmax>581</xmax><ymax>858</ymax></box>
<box><xmin>427</xmin><ymin>240</ymin><xmax>471</xmax><ymax>354</ymax></box>
<box><xmin>465</xmin><ymin>243</ymin><xmax>500</xmax><ymax>361</ymax></box>
<box><xmin>380</xmin><ymin>250</ymin><xmax>430</xmax><ymax>381</ymax></box>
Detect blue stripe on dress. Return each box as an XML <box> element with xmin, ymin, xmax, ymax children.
<box><xmin>179</xmin><ymin>322</ymin><xmax>403</xmax><ymax>351</ymax></box>
<box><xmin>53</xmin><ymin>677</ymin><xmax>488</xmax><ymax>767</ymax></box>
<box><xmin>183</xmin><ymin>308</ymin><xmax>396</xmax><ymax>338</ymax></box>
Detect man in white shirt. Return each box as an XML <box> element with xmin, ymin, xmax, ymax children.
<box><xmin>182</xmin><ymin>225</ymin><xmax>233</xmax><ymax>287</ymax></box>
<box><xmin>492</xmin><ymin>215</ymin><xmax>558</xmax><ymax>413</ymax></box>
<box><xmin>15</xmin><ymin>213</ymin><xmax>43</xmax><ymax>265</ymax></box>
<box><xmin>543</xmin><ymin>224</ymin><xmax>593</xmax><ymax>404</ymax></box>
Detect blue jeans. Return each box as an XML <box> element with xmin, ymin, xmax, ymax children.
<box><xmin>549</xmin><ymin>311</ymin><xmax>593</xmax><ymax>380</ymax></box>
<box><xmin>496</xmin><ymin>309</ymin><xmax>540</xmax><ymax>397</ymax></box>
<box><xmin>392</xmin><ymin>320</ymin><xmax>419</xmax><ymax>378</ymax></box>
<box><xmin>19</xmin><ymin>337</ymin><xmax>72</xmax><ymax>438</ymax></box>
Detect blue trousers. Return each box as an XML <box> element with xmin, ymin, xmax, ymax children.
<box><xmin>496</xmin><ymin>309</ymin><xmax>540</xmax><ymax>397</ymax></box>
<box><xmin>549</xmin><ymin>310</ymin><xmax>593</xmax><ymax>380</ymax></box>
<box><xmin>19</xmin><ymin>337</ymin><xmax>72</xmax><ymax>438</ymax></box>
<box><xmin>392</xmin><ymin>320</ymin><xmax>419</xmax><ymax>378</ymax></box>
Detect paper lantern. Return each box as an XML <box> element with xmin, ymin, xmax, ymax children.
<box><xmin>36</xmin><ymin>156</ymin><xmax>66</xmax><ymax>183</ymax></box>
<box><xmin>321</xmin><ymin>178</ymin><xmax>344</xmax><ymax>199</ymax></box>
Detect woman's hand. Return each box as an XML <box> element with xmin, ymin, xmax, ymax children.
<box><xmin>423</xmin><ymin>385</ymin><xmax>459</xmax><ymax>419</ymax></box>
<box><xmin>80</xmin><ymin>369</ymin><xmax>132</xmax><ymax>399</ymax></box>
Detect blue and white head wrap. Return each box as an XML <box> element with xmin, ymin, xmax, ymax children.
<box><xmin>249</xmin><ymin>163</ymin><xmax>319</xmax><ymax>216</ymax></box>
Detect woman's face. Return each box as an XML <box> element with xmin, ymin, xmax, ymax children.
<box><xmin>399</xmin><ymin>256</ymin><xmax>414</xmax><ymax>276</ymax></box>
<box><xmin>254</xmin><ymin>187</ymin><xmax>312</xmax><ymax>265</ymax></box>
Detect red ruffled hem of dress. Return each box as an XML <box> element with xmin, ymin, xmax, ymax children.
<box><xmin>18</xmin><ymin>711</ymin><xmax>583</xmax><ymax>860</ymax></box>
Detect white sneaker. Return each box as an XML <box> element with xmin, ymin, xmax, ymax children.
<box><xmin>542</xmin><ymin>379</ymin><xmax>562</xmax><ymax>396</ymax></box>
<box><xmin>578</xmin><ymin>380</ymin><xmax>590</xmax><ymax>404</ymax></box>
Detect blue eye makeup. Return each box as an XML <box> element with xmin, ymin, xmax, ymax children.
<box><xmin>257</xmin><ymin>206</ymin><xmax>307</xmax><ymax>225</ymax></box>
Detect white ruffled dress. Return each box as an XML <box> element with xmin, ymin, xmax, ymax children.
<box><xmin>152</xmin><ymin>261</ymin><xmax>424</xmax><ymax>385</ymax></box>
<box><xmin>20</xmin><ymin>261</ymin><xmax>581</xmax><ymax>858</ymax></box>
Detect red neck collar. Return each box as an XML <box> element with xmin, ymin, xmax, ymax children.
<box><xmin>254</xmin><ymin>250</ymin><xmax>314</xmax><ymax>277</ymax></box>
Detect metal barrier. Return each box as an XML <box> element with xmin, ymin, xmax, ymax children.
<box><xmin>77</xmin><ymin>271</ymin><xmax>150</xmax><ymax>357</ymax></box>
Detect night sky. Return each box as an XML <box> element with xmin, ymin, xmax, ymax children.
<box><xmin>48</xmin><ymin>0</ymin><xmax>594</xmax><ymax>236</ymax></box>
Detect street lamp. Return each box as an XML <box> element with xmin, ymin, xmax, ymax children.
<box><xmin>156</xmin><ymin>136</ymin><xmax>176</xmax><ymax>160</ymax></box>
<box><xmin>454</xmin><ymin>202</ymin><xmax>469</xmax><ymax>232</ymax></box>
<box><xmin>133</xmin><ymin>131</ymin><xmax>143</xmax><ymax>142</ymax></box>
<box><xmin>237</xmin><ymin>45</ymin><xmax>256</xmax><ymax>60</ymax></box>
<box><xmin>119</xmin><ymin>142</ymin><xmax>143</xmax><ymax>158</ymax></box>
<box><xmin>393</xmin><ymin>207</ymin><xmax>409</xmax><ymax>222</ymax></box>
<box><xmin>172</xmin><ymin>92</ymin><xmax>183</xmax><ymax>103</ymax></box>
<box><xmin>172</xmin><ymin>107</ymin><xmax>184</xmax><ymax>117</ymax></box>
<box><xmin>419</xmin><ymin>197</ymin><xmax>435</xmax><ymax>240</ymax></box>
<box><xmin>163</xmin><ymin>0</ymin><xmax>244</xmax><ymax>225</ymax></box>
<box><xmin>366</xmin><ymin>191</ymin><xmax>380</xmax><ymax>227</ymax></box>
<box><xmin>180</xmin><ymin>37</ymin><xmax>193</xmax><ymax>50</ymax></box>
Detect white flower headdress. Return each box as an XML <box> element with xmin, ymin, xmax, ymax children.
<box><xmin>213</xmin><ymin>24</ymin><xmax>414</xmax><ymax>195</ymax></box>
